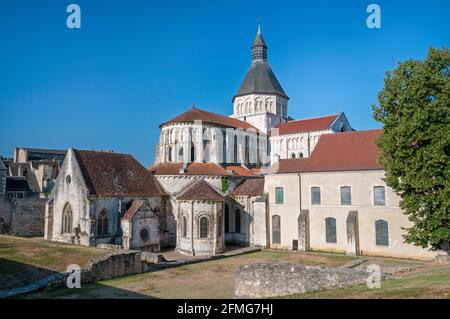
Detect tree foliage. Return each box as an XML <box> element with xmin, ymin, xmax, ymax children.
<box><xmin>372</xmin><ymin>47</ymin><xmax>450</xmax><ymax>251</ymax></box>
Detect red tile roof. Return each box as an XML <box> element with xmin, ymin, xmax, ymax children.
<box><xmin>122</xmin><ymin>200</ymin><xmax>145</xmax><ymax>220</ymax></box>
<box><xmin>224</xmin><ymin>165</ymin><xmax>258</xmax><ymax>177</ymax></box>
<box><xmin>161</xmin><ymin>106</ymin><xmax>263</xmax><ymax>134</ymax></box>
<box><xmin>176</xmin><ymin>179</ymin><xmax>223</xmax><ymax>201</ymax></box>
<box><xmin>232</xmin><ymin>178</ymin><xmax>265</xmax><ymax>197</ymax></box>
<box><xmin>268</xmin><ymin>129</ymin><xmax>383</xmax><ymax>173</ymax></box>
<box><xmin>149</xmin><ymin>162</ymin><xmax>231</xmax><ymax>176</ymax></box>
<box><xmin>74</xmin><ymin>150</ymin><xmax>166</xmax><ymax>197</ymax></box>
<box><xmin>272</xmin><ymin>114</ymin><xmax>338</xmax><ymax>135</ymax></box>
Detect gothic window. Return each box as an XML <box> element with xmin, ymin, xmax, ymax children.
<box><xmin>199</xmin><ymin>216</ymin><xmax>208</xmax><ymax>238</ymax></box>
<box><xmin>62</xmin><ymin>203</ymin><xmax>73</xmax><ymax>234</ymax></box>
<box><xmin>311</xmin><ymin>187</ymin><xmax>321</xmax><ymax>205</ymax></box>
<box><xmin>66</xmin><ymin>175</ymin><xmax>71</xmax><ymax>185</ymax></box>
<box><xmin>374</xmin><ymin>186</ymin><xmax>386</xmax><ymax>206</ymax></box>
<box><xmin>340</xmin><ymin>186</ymin><xmax>352</xmax><ymax>205</ymax></box>
<box><xmin>225</xmin><ymin>204</ymin><xmax>229</xmax><ymax>233</ymax></box>
<box><xmin>325</xmin><ymin>217</ymin><xmax>337</xmax><ymax>243</ymax></box>
<box><xmin>97</xmin><ymin>210</ymin><xmax>108</xmax><ymax>236</ymax></box>
<box><xmin>235</xmin><ymin>209</ymin><xmax>241</xmax><ymax>233</ymax></box>
<box><xmin>179</xmin><ymin>147</ymin><xmax>184</xmax><ymax>160</ymax></box>
<box><xmin>182</xmin><ymin>216</ymin><xmax>187</xmax><ymax>238</ymax></box>
<box><xmin>275</xmin><ymin>187</ymin><xmax>284</xmax><ymax>204</ymax></box>
<box><xmin>168</xmin><ymin>147</ymin><xmax>173</xmax><ymax>162</ymax></box>
<box><xmin>23</xmin><ymin>169</ymin><xmax>27</xmax><ymax>178</ymax></box>
<box><xmin>272</xmin><ymin>215</ymin><xmax>281</xmax><ymax>244</ymax></box>
<box><xmin>375</xmin><ymin>220</ymin><xmax>389</xmax><ymax>246</ymax></box>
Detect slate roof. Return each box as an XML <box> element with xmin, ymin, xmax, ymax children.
<box><xmin>234</xmin><ymin>60</ymin><xmax>288</xmax><ymax>99</ymax></box>
<box><xmin>161</xmin><ymin>107</ymin><xmax>261</xmax><ymax>133</ymax></box>
<box><xmin>268</xmin><ymin>129</ymin><xmax>383</xmax><ymax>173</ymax></box>
<box><xmin>272</xmin><ymin>114</ymin><xmax>339</xmax><ymax>136</ymax></box>
<box><xmin>7</xmin><ymin>162</ymin><xmax>40</xmax><ymax>192</ymax></box>
<box><xmin>6</xmin><ymin>177</ymin><xmax>31</xmax><ymax>192</ymax></box>
<box><xmin>232</xmin><ymin>178</ymin><xmax>265</xmax><ymax>197</ymax></box>
<box><xmin>176</xmin><ymin>179</ymin><xmax>224</xmax><ymax>201</ymax></box>
<box><xmin>73</xmin><ymin>150</ymin><xmax>166</xmax><ymax>197</ymax></box>
<box><xmin>0</xmin><ymin>158</ymin><xmax>6</xmax><ymax>170</ymax></box>
<box><xmin>149</xmin><ymin>162</ymin><xmax>231</xmax><ymax>176</ymax></box>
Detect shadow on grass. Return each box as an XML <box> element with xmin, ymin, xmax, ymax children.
<box><xmin>0</xmin><ymin>258</ymin><xmax>58</xmax><ymax>290</ymax></box>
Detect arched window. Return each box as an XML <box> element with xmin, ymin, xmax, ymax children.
<box><xmin>222</xmin><ymin>130</ymin><xmax>227</xmax><ymax>163</ymax></box>
<box><xmin>23</xmin><ymin>169</ymin><xmax>27</xmax><ymax>178</ymax></box>
<box><xmin>182</xmin><ymin>216</ymin><xmax>187</xmax><ymax>238</ymax></box>
<box><xmin>199</xmin><ymin>216</ymin><xmax>208</xmax><ymax>238</ymax></box>
<box><xmin>325</xmin><ymin>217</ymin><xmax>337</xmax><ymax>243</ymax></box>
<box><xmin>97</xmin><ymin>210</ymin><xmax>108</xmax><ymax>236</ymax></box>
<box><xmin>291</xmin><ymin>153</ymin><xmax>296</xmax><ymax>159</ymax></box>
<box><xmin>244</xmin><ymin>136</ymin><xmax>250</xmax><ymax>164</ymax></box>
<box><xmin>375</xmin><ymin>220</ymin><xmax>389</xmax><ymax>246</ymax></box>
<box><xmin>62</xmin><ymin>203</ymin><xmax>73</xmax><ymax>234</ymax></box>
<box><xmin>233</xmin><ymin>135</ymin><xmax>238</xmax><ymax>163</ymax></box>
<box><xmin>190</xmin><ymin>144</ymin><xmax>195</xmax><ymax>162</ymax></box>
<box><xmin>178</xmin><ymin>147</ymin><xmax>184</xmax><ymax>161</ymax></box>
<box><xmin>168</xmin><ymin>147</ymin><xmax>173</xmax><ymax>162</ymax></box>
<box><xmin>225</xmin><ymin>204</ymin><xmax>229</xmax><ymax>233</ymax></box>
<box><xmin>272</xmin><ymin>215</ymin><xmax>281</xmax><ymax>244</ymax></box>
<box><xmin>299</xmin><ymin>153</ymin><xmax>304</xmax><ymax>158</ymax></box>
<box><xmin>235</xmin><ymin>209</ymin><xmax>241</xmax><ymax>233</ymax></box>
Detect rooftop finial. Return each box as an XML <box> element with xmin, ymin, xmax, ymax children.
<box><xmin>258</xmin><ymin>16</ymin><xmax>261</xmax><ymax>33</ymax></box>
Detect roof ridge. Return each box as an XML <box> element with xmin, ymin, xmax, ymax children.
<box><xmin>280</xmin><ymin>113</ymin><xmax>339</xmax><ymax>124</ymax></box>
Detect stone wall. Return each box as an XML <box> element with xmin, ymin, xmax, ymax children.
<box><xmin>10</xmin><ymin>198</ymin><xmax>46</xmax><ymax>236</ymax></box>
<box><xmin>0</xmin><ymin>198</ymin><xmax>45</xmax><ymax>236</ymax></box>
<box><xmin>45</xmin><ymin>250</ymin><xmax>145</xmax><ymax>291</ymax></box>
<box><xmin>234</xmin><ymin>263</ymin><xmax>368</xmax><ymax>298</ymax></box>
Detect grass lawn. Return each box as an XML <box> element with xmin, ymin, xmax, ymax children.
<box><xmin>0</xmin><ymin>235</ymin><xmax>109</xmax><ymax>290</ymax></box>
<box><xmin>3</xmin><ymin>235</ymin><xmax>448</xmax><ymax>299</ymax></box>
<box><xmin>27</xmin><ymin>250</ymin><xmax>356</xmax><ymax>299</ymax></box>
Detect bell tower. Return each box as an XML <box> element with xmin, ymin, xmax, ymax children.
<box><xmin>231</xmin><ymin>22</ymin><xmax>289</xmax><ymax>134</ymax></box>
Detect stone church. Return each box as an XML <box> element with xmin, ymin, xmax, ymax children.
<box><xmin>44</xmin><ymin>24</ymin><xmax>443</xmax><ymax>260</ymax></box>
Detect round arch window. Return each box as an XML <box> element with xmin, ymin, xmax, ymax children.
<box><xmin>140</xmin><ymin>228</ymin><xmax>149</xmax><ymax>242</ymax></box>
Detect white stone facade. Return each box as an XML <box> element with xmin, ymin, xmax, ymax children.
<box><xmin>263</xmin><ymin>170</ymin><xmax>440</xmax><ymax>260</ymax></box>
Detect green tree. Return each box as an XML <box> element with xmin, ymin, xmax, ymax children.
<box><xmin>372</xmin><ymin>47</ymin><xmax>450</xmax><ymax>252</ymax></box>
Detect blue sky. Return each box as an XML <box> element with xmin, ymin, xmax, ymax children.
<box><xmin>0</xmin><ymin>0</ymin><xmax>449</xmax><ymax>166</ymax></box>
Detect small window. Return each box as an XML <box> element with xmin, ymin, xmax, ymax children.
<box><xmin>311</xmin><ymin>187</ymin><xmax>321</xmax><ymax>205</ymax></box>
<box><xmin>17</xmin><ymin>193</ymin><xmax>24</xmax><ymax>199</ymax></box>
<box><xmin>178</xmin><ymin>147</ymin><xmax>184</xmax><ymax>159</ymax></box>
<box><xmin>182</xmin><ymin>216</ymin><xmax>187</xmax><ymax>238</ymax></box>
<box><xmin>140</xmin><ymin>228</ymin><xmax>149</xmax><ymax>242</ymax></box>
<box><xmin>299</xmin><ymin>153</ymin><xmax>304</xmax><ymax>158</ymax></box>
<box><xmin>291</xmin><ymin>153</ymin><xmax>296</xmax><ymax>159</ymax></box>
<box><xmin>199</xmin><ymin>217</ymin><xmax>208</xmax><ymax>238</ymax></box>
<box><xmin>272</xmin><ymin>215</ymin><xmax>281</xmax><ymax>244</ymax></box>
<box><xmin>374</xmin><ymin>186</ymin><xmax>386</xmax><ymax>206</ymax></box>
<box><xmin>66</xmin><ymin>175</ymin><xmax>71</xmax><ymax>184</ymax></box>
<box><xmin>375</xmin><ymin>220</ymin><xmax>389</xmax><ymax>246</ymax></box>
<box><xmin>235</xmin><ymin>209</ymin><xmax>241</xmax><ymax>233</ymax></box>
<box><xmin>275</xmin><ymin>187</ymin><xmax>284</xmax><ymax>204</ymax></box>
<box><xmin>224</xmin><ymin>204</ymin><xmax>229</xmax><ymax>233</ymax></box>
<box><xmin>340</xmin><ymin>186</ymin><xmax>351</xmax><ymax>205</ymax></box>
<box><xmin>325</xmin><ymin>217</ymin><xmax>337</xmax><ymax>243</ymax></box>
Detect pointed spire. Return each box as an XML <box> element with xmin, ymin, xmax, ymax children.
<box><xmin>252</xmin><ymin>18</ymin><xmax>267</xmax><ymax>61</ymax></box>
